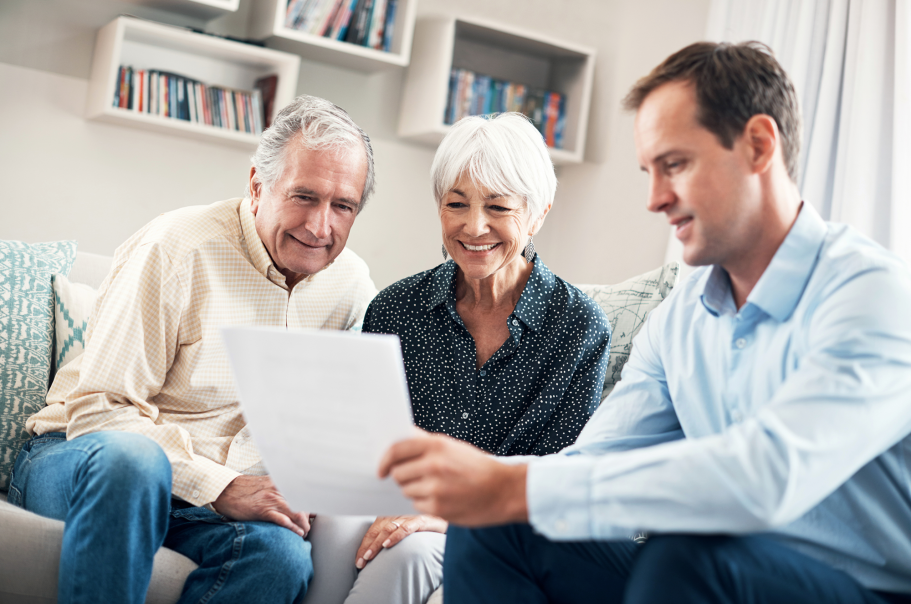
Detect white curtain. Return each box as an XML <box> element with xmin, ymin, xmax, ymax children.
<box><xmin>665</xmin><ymin>0</ymin><xmax>911</xmax><ymax>272</ymax></box>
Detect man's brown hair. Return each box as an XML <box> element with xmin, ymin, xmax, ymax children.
<box><xmin>624</xmin><ymin>41</ymin><xmax>801</xmax><ymax>183</ymax></box>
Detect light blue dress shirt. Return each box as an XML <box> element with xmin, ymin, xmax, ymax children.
<box><xmin>526</xmin><ymin>204</ymin><xmax>911</xmax><ymax>593</ymax></box>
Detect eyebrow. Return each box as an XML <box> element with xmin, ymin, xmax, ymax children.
<box><xmin>289</xmin><ymin>186</ymin><xmax>359</xmax><ymax>207</ymax></box>
<box><xmin>447</xmin><ymin>188</ymin><xmax>504</xmax><ymax>200</ymax></box>
<box><xmin>641</xmin><ymin>150</ymin><xmax>683</xmax><ymax>172</ymax></box>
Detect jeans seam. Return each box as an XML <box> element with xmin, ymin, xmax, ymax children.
<box><xmin>196</xmin><ymin>521</ymin><xmax>245</xmax><ymax>604</ymax></box>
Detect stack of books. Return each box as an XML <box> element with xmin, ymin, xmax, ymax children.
<box><xmin>112</xmin><ymin>66</ymin><xmax>267</xmax><ymax>136</ymax></box>
<box><xmin>284</xmin><ymin>0</ymin><xmax>397</xmax><ymax>52</ymax></box>
<box><xmin>444</xmin><ymin>68</ymin><xmax>567</xmax><ymax>149</ymax></box>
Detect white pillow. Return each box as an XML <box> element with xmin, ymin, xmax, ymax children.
<box><xmin>52</xmin><ymin>273</ymin><xmax>98</xmax><ymax>374</ymax></box>
<box><xmin>577</xmin><ymin>262</ymin><xmax>679</xmax><ymax>400</ymax></box>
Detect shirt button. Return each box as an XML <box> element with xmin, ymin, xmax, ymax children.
<box><xmin>555</xmin><ymin>520</ymin><xmax>567</xmax><ymax>532</ymax></box>
<box><xmin>479</xmin><ymin>370</ymin><xmax>487</xmax><ymax>376</ymax></box>
<box><xmin>511</xmin><ymin>319</ymin><xmax>518</xmax><ymax>326</ymax></box>
<box><xmin>236</xmin><ymin>437</ymin><xmax>245</xmax><ymax>445</ymax></box>
<box><xmin>462</xmin><ymin>412</ymin><xmax>469</xmax><ymax>419</ymax></box>
<box><xmin>735</xmin><ymin>338</ymin><xmax>747</xmax><ymax>349</ymax></box>
<box><xmin>192</xmin><ymin>490</ymin><xmax>200</xmax><ymax>499</ymax></box>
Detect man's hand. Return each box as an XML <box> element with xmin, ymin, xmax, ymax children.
<box><xmin>212</xmin><ymin>475</ymin><xmax>311</xmax><ymax>537</ymax></box>
<box><xmin>378</xmin><ymin>431</ymin><xmax>528</xmax><ymax>527</ymax></box>
<box><xmin>355</xmin><ymin>515</ymin><xmax>448</xmax><ymax>569</ymax></box>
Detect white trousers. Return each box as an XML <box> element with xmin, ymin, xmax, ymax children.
<box><xmin>303</xmin><ymin>516</ymin><xmax>445</xmax><ymax>604</ymax></box>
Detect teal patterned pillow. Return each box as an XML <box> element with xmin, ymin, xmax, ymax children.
<box><xmin>0</xmin><ymin>240</ymin><xmax>77</xmax><ymax>491</ymax></box>
<box><xmin>52</xmin><ymin>273</ymin><xmax>98</xmax><ymax>375</ymax></box>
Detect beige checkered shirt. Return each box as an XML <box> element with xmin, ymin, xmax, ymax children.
<box><xmin>28</xmin><ymin>198</ymin><xmax>377</xmax><ymax>506</ymax></box>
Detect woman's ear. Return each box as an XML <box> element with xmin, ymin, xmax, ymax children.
<box><xmin>531</xmin><ymin>203</ymin><xmax>553</xmax><ymax>236</ymax></box>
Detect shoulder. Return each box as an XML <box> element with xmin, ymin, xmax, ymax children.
<box><xmin>370</xmin><ymin>264</ymin><xmax>444</xmax><ymax>308</ymax></box>
<box><xmin>803</xmin><ymin>223</ymin><xmax>911</xmax><ymax>326</ymax></box>
<box><xmin>114</xmin><ymin>199</ymin><xmax>244</xmax><ymax>268</ymax></box>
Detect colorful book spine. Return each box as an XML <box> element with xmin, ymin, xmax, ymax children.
<box><xmin>284</xmin><ymin>0</ymin><xmax>395</xmax><ymax>52</ymax></box>
<box><xmin>112</xmin><ymin>64</ymin><xmax>267</xmax><ymax>135</ymax></box>
<box><xmin>443</xmin><ymin>68</ymin><xmax>568</xmax><ymax>149</ymax></box>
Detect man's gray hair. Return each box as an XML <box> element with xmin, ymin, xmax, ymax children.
<box><xmin>430</xmin><ymin>113</ymin><xmax>556</xmax><ymax>221</ymax></box>
<box><xmin>246</xmin><ymin>95</ymin><xmax>375</xmax><ymax>211</ymax></box>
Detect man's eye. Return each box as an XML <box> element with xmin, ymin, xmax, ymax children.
<box><xmin>336</xmin><ymin>204</ymin><xmax>355</xmax><ymax>212</ymax></box>
<box><xmin>446</xmin><ymin>202</ymin><xmax>466</xmax><ymax>209</ymax></box>
<box><xmin>489</xmin><ymin>205</ymin><xmax>509</xmax><ymax>212</ymax></box>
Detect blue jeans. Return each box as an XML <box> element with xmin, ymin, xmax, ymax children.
<box><xmin>444</xmin><ymin>524</ymin><xmax>911</xmax><ymax>604</ymax></box>
<box><xmin>9</xmin><ymin>432</ymin><xmax>313</xmax><ymax>604</ymax></box>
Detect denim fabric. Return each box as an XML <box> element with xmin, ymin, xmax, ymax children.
<box><xmin>10</xmin><ymin>431</ymin><xmax>313</xmax><ymax>604</ymax></box>
<box><xmin>10</xmin><ymin>431</ymin><xmax>171</xmax><ymax>604</ymax></box>
<box><xmin>444</xmin><ymin>525</ymin><xmax>911</xmax><ymax>604</ymax></box>
<box><xmin>165</xmin><ymin>501</ymin><xmax>313</xmax><ymax>604</ymax></box>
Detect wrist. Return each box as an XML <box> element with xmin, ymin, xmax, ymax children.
<box><xmin>499</xmin><ymin>463</ymin><xmax>529</xmax><ymax>524</ymax></box>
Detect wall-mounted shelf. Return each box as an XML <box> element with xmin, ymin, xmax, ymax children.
<box><xmin>397</xmin><ymin>17</ymin><xmax>595</xmax><ymax>165</ymax></box>
<box><xmin>248</xmin><ymin>0</ymin><xmax>417</xmax><ymax>72</ymax></box>
<box><xmin>85</xmin><ymin>16</ymin><xmax>300</xmax><ymax>148</ymax></box>
<box><xmin>119</xmin><ymin>0</ymin><xmax>241</xmax><ymax>22</ymax></box>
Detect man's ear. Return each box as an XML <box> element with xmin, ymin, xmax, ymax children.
<box><xmin>743</xmin><ymin>114</ymin><xmax>779</xmax><ymax>176</ymax></box>
<box><xmin>249</xmin><ymin>166</ymin><xmax>261</xmax><ymax>214</ymax></box>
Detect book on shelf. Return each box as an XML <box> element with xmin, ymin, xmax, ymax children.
<box><xmin>284</xmin><ymin>0</ymin><xmax>396</xmax><ymax>52</ymax></box>
<box><xmin>444</xmin><ymin>68</ymin><xmax>566</xmax><ymax>149</ymax></box>
<box><xmin>112</xmin><ymin>66</ymin><xmax>267</xmax><ymax>136</ymax></box>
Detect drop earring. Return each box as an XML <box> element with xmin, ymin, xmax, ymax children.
<box><xmin>523</xmin><ymin>236</ymin><xmax>536</xmax><ymax>263</ymax></box>
<box><xmin>442</xmin><ymin>244</ymin><xmax>449</xmax><ymax>261</ymax></box>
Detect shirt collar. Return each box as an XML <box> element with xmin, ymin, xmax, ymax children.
<box><xmin>427</xmin><ymin>255</ymin><xmax>556</xmax><ymax>332</ymax></box>
<box><xmin>239</xmin><ymin>198</ymin><xmax>285</xmax><ymax>285</ymax></box>
<box><xmin>700</xmin><ymin>202</ymin><xmax>828</xmax><ymax>321</ymax></box>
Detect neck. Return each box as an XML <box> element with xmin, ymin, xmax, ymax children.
<box><xmin>725</xmin><ymin>178</ymin><xmax>803</xmax><ymax>309</ymax></box>
<box><xmin>455</xmin><ymin>257</ymin><xmax>534</xmax><ymax>310</ymax></box>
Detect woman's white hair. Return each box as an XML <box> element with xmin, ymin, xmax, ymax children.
<box><xmin>430</xmin><ymin>113</ymin><xmax>556</xmax><ymax>221</ymax></box>
<box><xmin>246</xmin><ymin>95</ymin><xmax>375</xmax><ymax>211</ymax></box>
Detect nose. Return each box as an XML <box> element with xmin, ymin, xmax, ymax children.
<box><xmin>305</xmin><ymin>203</ymin><xmax>332</xmax><ymax>241</ymax></box>
<box><xmin>646</xmin><ymin>173</ymin><xmax>675</xmax><ymax>214</ymax></box>
<box><xmin>464</xmin><ymin>205</ymin><xmax>489</xmax><ymax>237</ymax></box>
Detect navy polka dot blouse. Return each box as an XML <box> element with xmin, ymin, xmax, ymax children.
<box><xmin>363</xmin><ymin>256</ymin><xmax>612</xmax><ymax>456</ymax></box>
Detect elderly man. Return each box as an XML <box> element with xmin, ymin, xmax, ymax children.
<box><xmin>379</xmin><ymin>42</ymin><xmax>911</xmax><ymax>604</ymax></box>
<box><xmin>9</xmin><ymin>95</ymin><xmax>377</xmax><ymax>604</ymax></box>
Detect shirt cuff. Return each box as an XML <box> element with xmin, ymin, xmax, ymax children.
<box><xmin>527</xmin><ymin>454</ymin><xmax>596</xmax><ymax>540</ymax></box>
<box><xmin>172</xmin><ymin>457</ymin><xmax>241</xmax><ymax>507</ymax></box>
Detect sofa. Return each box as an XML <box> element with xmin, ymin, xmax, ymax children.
<box><xmin>0</xmin><ymin>247</ymin><xmax>678</xmax><ymax>603</ymax></box>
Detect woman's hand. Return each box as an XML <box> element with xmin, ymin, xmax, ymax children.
<box><xmin>355</xmin><ymin>515</ymin><xmax>448</xmax><ymax>569</ymax></box>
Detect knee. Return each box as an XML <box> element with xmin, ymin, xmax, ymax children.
<box><xmin>83</xmin><ymin>431</ymin><xmax>171</xmax><ymax>490</ymax></box>
<box><xmin>626</xmin><ymin>534</ymin><xmax>735</xmax><ymax>602</ymax></box>
<box><xmin>375</xmin><ymin>532</ymin><xmax>445</xmax><ymax>575</ymax></box>
<box><xmin>247</xmin><ymin>524</ymin><xmax>314</xmax><ymax>590</ymax></box>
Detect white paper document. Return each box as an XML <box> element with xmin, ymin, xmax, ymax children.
<box><xmin>221</xmin><ymin>327</ymin><xmax>417</xmax><ymax>516</ymax></box>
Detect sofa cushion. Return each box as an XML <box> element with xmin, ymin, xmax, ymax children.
<box><xmin>577</xmin><ymin>262</ymin><xmax>679</xmax><ymax>400</ymax></box>
<box><xmin>0</xmin><ymin>240</ymin><xmax>77</xmax><ymax>492</ymax></box>
<box><xmin>0</xmin><ymin>492</ymin><xmax>196</xmax><ymax>604</ymax></box>
<box><xmin>52</xmin><ymin>273</ymin><xmax>98</xmax><ymax>376</ymax></box>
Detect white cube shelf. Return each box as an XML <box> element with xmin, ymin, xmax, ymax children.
<box><xmin>86</xmin><ymin>16</ymin><xmax>301</xmax><ymax>148</ymax></box>
<box><xmin>398</xmin><ymin>17</ymin><xmax>595</xmax><ymax>165</ymax></box>
<box><xmin>119</xmin><ymin>0</ymin><xmax>240</xmax><ymax>22</ymax></box>
<box><xmin>248</xmin><ymin>0</ymin><xmax>417</xmax><ymax>72</ymax></box>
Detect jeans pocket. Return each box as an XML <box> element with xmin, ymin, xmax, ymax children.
<box><xmin>7</xmin><ymin>472</ymin><xmax>23</xmax><ymax>508</ymax></box>
<box><xmin>170</xmin><ymin>505</ymin><xmax>224</xmax><ymax>523</ymax></box>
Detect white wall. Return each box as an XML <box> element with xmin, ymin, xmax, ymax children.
<box><xmin>0</xmin><ymin>0</ymin><xmax>710</xmax><ymax>289</ymax></box>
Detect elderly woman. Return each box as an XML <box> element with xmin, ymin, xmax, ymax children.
<box><xmin>321</xmin><ymin>112</ymin><xmax>611</xmax><ymax>604</ymax></box>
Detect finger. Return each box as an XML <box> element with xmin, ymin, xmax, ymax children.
<box><xmin>263</xmin><ymin>509</ymin><xmax>306</xmax><ymax>537</ymax></box>
<box><xmin>356</xmin><ymin>518</ymin><xmax>387</xmax><ymax>562</ymax></box>
<box><xmin>382</xmin><ymin>518</ymin><xmax>417</xmax><ymax>549</ymax></box>
<box><xmin>378</xmin><ymin>438</ymin><xmax>433</xmax><ymax>478</ymax></box>
<box><xmin>291</xmin><ymin>511</ymin><xmax>311</xmax><ymax>536</ymax></box>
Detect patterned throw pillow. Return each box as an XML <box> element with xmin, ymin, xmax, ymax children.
<box><xmin>0</xmin><ymin>240</ymin><xmax>77</xmax><ymax>491</ymax></box>
<box><xmin>52</xmin><ymin>273</ymin><xmax>99</xmax><ymax>375</ymax></box>
<box><xmin>577</xmin><ymin>262</ymin><xmax>679</xmax><ymax>400</ymax></box>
